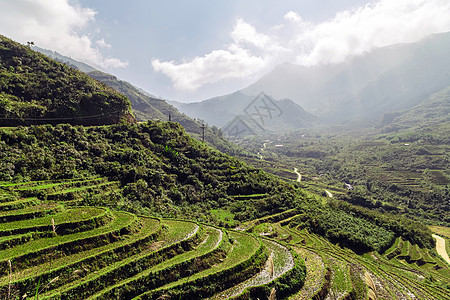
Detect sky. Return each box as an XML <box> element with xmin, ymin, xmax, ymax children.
<box><xmin>1</xmin><ymin>0</ymin><xmax>450</xmax><ymax>103</ymax></box>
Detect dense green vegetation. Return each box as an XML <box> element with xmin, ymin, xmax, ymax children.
<box><xmin>0</xmin><ymin>184</ymin><xmax>307</xmax><ymax>299</ymax></box>
<box><xmin>0</xmin><ymin>122</ymin><xmax>299</xmax><ymax>222</ymax></box>
<box><xmin>236</xmin><ymin>121</ymin><xmax>450</xmax><ymax>227</ymax></box>
<box><xmin>235</xmin><ymin>207</ymin><xmax>450</xmax><ymax>299</ymax></box>
<box><xmin>0</xmin><ymin>35</ymin><xmax>132</xmax><ymax>125</ymax></box>
<box><xmin>0</xmin><ymin>121</ymin><xmax>436</xmax><ymax>254</ymax></box>
<box><xmin>1</xmin><ymin>33</ymin><xmax>448</xmax><ymax>298</ymax></box>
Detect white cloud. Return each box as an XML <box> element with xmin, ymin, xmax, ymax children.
<box><xmin>292</xmin><ymin>0</ymin><xmax>450</xmax><ymax>65</ymax></box>
<box><xmin>0</xmin><ymin>0</ymin><xmax>127</xmax><ymax>69</ymax></box>
<box><xmin>96</xmin><ymin>38</ymin><xmax>112</xmax><ymax>49</ymax></box>
<box><xmin>153</xmin><ymin>0</ymin><xmax>450</xmax><ymax>92</ymax></box>
<box><xmin>152</xmin><ymin>46</ymin><xmax>265</xmax><ymax>91</ymax></box>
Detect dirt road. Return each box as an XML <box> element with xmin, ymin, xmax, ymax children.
<box><xmin>294</xmin><ymin>168</ymin><xmax>302</xmax><ymax>182</ymax></box>
<box><xmin>432</xmin><ymin>234</ymin><xmax>450</xmax><ymax>265</ymax></box>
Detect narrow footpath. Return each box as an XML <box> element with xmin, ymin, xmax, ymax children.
<box><xmin>432</xmin><ymin>234</ymin><xmax>450</xmax><ymax>265</ymax></box>
<box><xmin>293</xmin><ymin>168</ymin><xmax>302</xmax><ymax>182</ymax></box>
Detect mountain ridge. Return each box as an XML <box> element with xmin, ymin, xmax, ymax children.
<box><xmin>242</xmin><ymin>32</ymin><xmax>450</xmax><ymax>125</ymax></box>
<box><xmin>177</xmin><ymin>91</ymin><xmax>320</xmax><ymax>136</ymax></box>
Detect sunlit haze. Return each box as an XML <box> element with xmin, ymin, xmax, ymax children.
<box><xmin>1</xmin><ymin>0</ymin><xmax>450</xmax><ymax>102</ymax></box>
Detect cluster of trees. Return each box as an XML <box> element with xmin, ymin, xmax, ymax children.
<box><xmin>0</xmin><ymin>121</ymin><xmax>435</xmax><ymax>252</ymax></box>
<box><xmin>0</xmin><ymin>122</ymin><xmax>301</xmax><ymax>221</ymax></box>
<box><xmin>291</xmin><ymin>198</ymin><xmax>434</xmax><ymax>253</ymax></box>
<box><xmin>0</xmin><ymin>35</ymin><xmax>131</xmax><ymax>125</ymax></box>
<box><xmin>241</xmin><ymin>127</ymin><xmax>449</xmax><ymax>227</ymax></box>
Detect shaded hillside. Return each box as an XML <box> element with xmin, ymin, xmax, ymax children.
<box><xmin>0</xmin><ymin>35</ymin><xmax>132</xmax><ymax>126</ymax></box>
<box><xmin>32</xmin><ymin>46</ymin><xmax>98</xmax><ymax>73</ymax></box>
<box><xmin>31</xmin><ymin>44</ymin><xmax>250</xmax><ymax>156</ymax></box>
<box><xmin>243</xmin><ymin>32</ymin><xmax>450</xmax><ymax>124</ymax></box>
<box><xmin>177</xmin><ymin>92</ymin><xmax>320</xmax><ymax>134</ymax></box>
<box><xmin>86</xmin><ymin>71</ymin><xmax>252</xmax><ymax>156</ymax></box>
<box><xmin>381</xmin><ymin>85</ymin><xmax>450</xmax><ymax>133</ymax></box>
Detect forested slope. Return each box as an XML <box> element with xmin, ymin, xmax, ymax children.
<box><xmin>0</xmin><ymin>35</ymin><xmax>132</xmax><ymax>126</ymax></box>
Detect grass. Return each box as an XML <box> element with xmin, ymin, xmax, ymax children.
<box><xmin>40</xmin><ymin>220</ymin><xmax>199</xmax><ymax>299</ymax></box>
<box><xmin>88</xmin><ymin>226</ymin><xmax>223</xmax><ymax>299</ymax></box>
<box><xmin>429</xmin><ymin>225</ymin><xmax>450</xmax><ymax>239</ymax></box>
<box><xmin>210</xmin><ymin>209</ymin><xmax>237</xmax><ymax>227</ymax></box>
<box><xmin>0</xmin><ymin>206</ymin><xmax>109</xmax><ymax>234</ymax></box>
<box><xmin>0</xmin><ymin>210</ymin><xmax>136</xmax><ymax>276</ymax></box>
<box><xmin>0</xmin><ymin>216</ymin><xmax>161</xmax><ymax>296</ymax></box>
<box><xmin>134</xmin><ymin>230</ymin><xmax>263</xmax><ymax>299</ymax></box>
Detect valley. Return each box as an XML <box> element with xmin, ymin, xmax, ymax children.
<box><xmin>1</xmin><ymin>30</ymin><xmax>449</xmax><ymax>299</ymax></box>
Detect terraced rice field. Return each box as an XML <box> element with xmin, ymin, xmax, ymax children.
<box><xmin>0</xmin><ymin>180</ymin><xmax>304</xmax><ymax>299</ymax></box>
<box><xmin>239</xmin><ymin>209</ymin><xmax>450</xmax><ymax>299</ymax></box>
<box><xmin>1</xmin><ymin>181</ymin><xmax>448</xmax><ymax>299</ymax></box>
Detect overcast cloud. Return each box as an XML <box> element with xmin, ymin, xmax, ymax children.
<box><xmin>152</xmin><ymin>0</ymin><xmax>450</xmax><ymax>92</ymax></box>
<box><xmin>0</xmin><ymin>0</ymin><xmax>127</xmax><ymax>69</ymax></box>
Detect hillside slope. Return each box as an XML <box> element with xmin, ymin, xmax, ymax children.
<box><xmin>0</xmin><ymin>35</ymin><xmax>133</xmax><ymax>126</ymax></box>
<box><xmin>381</xmin><ymin>84</ymin><xmax>450</xmax><ymax>132</ymax></box>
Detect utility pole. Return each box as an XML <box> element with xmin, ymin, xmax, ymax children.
<box><xmin>202</xmin><ymin>123</ymin><xmax>205</xmax><ymax>142</ymax></box>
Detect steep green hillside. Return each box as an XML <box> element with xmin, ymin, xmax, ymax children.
<box><xmin>0</xmin><ymin>35</ymin><xmax>132</xmax><ymax>126</ymax></box>
<box><xmin>85</xmin><ymin>71</ymin><xmax>254</xmax><ymax>156</ymax></box>
<box><xmin>0</xmin><ymin>122</ymin><xmax>297</xmax><ymax>221</ymax></box>
<box><xmin>0</xmin><ymin>121</ymin><xmax>435</xmax><ymax>254</ymax></box>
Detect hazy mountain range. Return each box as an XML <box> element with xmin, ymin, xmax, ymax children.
<box><xmin>173</xmin><ymin>92</ymin><xmax>320</xmax><ymax>133</ymax></box>
<box><xmin>35</xmin><ymin>32</ymin><xmax>450</xmax><ymax>135</ymax></box>
<box><xmin>242</xmin><ymin>32</ymin><xmax>450</xmax><ymax>125</ymax></box>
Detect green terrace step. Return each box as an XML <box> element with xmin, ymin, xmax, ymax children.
<box><xmin>0</xmin><ymin>233</ymin><xmax>34</xmax><ymax>251</ymax></box>
<box><xmin>384</xmin><ymin>237</ymin><xmax>403</xmax><ymax>259</ymax></box>
<box><xmin>214</xmin><ymin>239</ymin><xmax>296</xmax><ymax>300</ymax></box>
<box><xmin>237</xmin><ymin>209</ymin><xmax>298</xmax><ymax>232</ymax></box>
<box><xmin>0</xmin><ymin>216</ymin><xmax>161</xmax><ymax>298</ymax></box>
<box><xmin>0</xmin><ymin>194</ymin><xmax>17</xmax><ymax>203</ymax></box>
<box><xmin>46</xmin><ymin>181</ymin><xmax>119</xmax><ymax>201</ymax></box>
<box><xmin>420</xmin><ymin>248</ymin><xmax>437</xmax><ymax>264</ymax></box>
<box><xmin>0</xmin><ymin>207</ymin><xmax>112</xmax><ymax>237</ymax></box>
<box><xmin>0</xmin><ymin>197</ymin><xmax>38</xmax><ymax>211</ymax></box>
<box><xmin>0</xmin><ymin>210</ymin><xmax>136</xmax><ymax>277</ymax></box>
<box><xmin>41</xmin><ymin>219</ymin><xmax>199</xmax><ymax>299</ymax></box>
<box><xmin>0</xmin><ymin>202</ymin><xmax>62</xmax><ymax>223</ymax></box>
<box><xmin>5</xmin><ymin>177</ymin><xmax>103</xmax><ymax>190</ymax></box>
<box><xmin>398</xmin><ymin>240</ymin><xmax>412</xmax><ymax>260</ymax></box>
<box><xmin>0</xmin><ymin>178</ymin><xmax>100</xmax><ymax>194</ymax></box>
<box><xmin>134</xmin><ymin>230</ymin><xmax>267</xmax><ymax>300</ymax></box>
<box><xmin>322</xmin><ymin>256</ymin><xmax>352</xmax><ymax>300</ymax></box>
<box><xmin>410</xmin><ymin>244</ymin><xmax>423</xmax><ymax>262</ymax></box>
<box><xmin>290</xmin><ymin>247</ymin><xmax>328</xmax><ymax>300</ymax></box>
<box><xmin>89</xmin><ymin>225</ymin><xmax>224</xmax><ymax>299</ymax></box>
<box><xmin>11</xmin><ymin>177</ymin><xmax>108</xmax><ymax>198</ymax></box>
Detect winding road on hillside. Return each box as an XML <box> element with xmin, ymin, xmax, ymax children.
<box><xmin>432</xmin><ymin>234</ymin><xmax>450</xmax><ymax>265</ymax></box>
<box><xmin>294</xmin><ymin>168</ymin><xmax>302</xmax><ymax>182</ymax></box>
<box><xmin>258</xmin><ymin>141</ymin><xmax>271</xmax><ymax>160</ymax></box>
